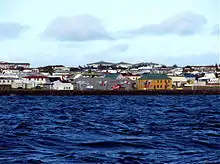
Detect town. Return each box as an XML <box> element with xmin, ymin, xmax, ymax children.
<box><xmin>0</xmin><ymin>61</ymin><xmax>220</xmax><ymax>91</ymax></box>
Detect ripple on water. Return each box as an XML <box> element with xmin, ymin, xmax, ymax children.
<box><xmin>0</xmin><ymin>95</ymin><xmax>219</xmax><ymax>163</ymax></box>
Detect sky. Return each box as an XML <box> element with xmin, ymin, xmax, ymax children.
<box><xmin>0</xmin><ymin>0</ymin><xmax>219</xmax><ymax>67</ymax></box>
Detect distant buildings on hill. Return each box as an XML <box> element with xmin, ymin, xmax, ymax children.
<box><xmin>0</xmin><ymin>60</ymin><xmax>219</xmax><ymax>91</ymax></box>
<box><xmin>0</xmin><ymin>61</ymin><xmax>30</xmax><ymax>69</ymax></box>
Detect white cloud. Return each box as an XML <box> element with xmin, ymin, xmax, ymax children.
<box><xmin>42</xmin><ymin>15</ymin><xmax>112</xmax><ymax>41</ymax></box>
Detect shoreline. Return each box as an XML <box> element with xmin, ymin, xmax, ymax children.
<box><xmin>0</xmin><ymin>89</ymin><xmax>220</xmax><ymax>96</ymax></box>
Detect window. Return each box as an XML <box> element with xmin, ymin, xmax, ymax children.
<box><xmin>29</xmin><ymin>78</ymin><xmax>31</xmax><ymax>80</ymax></box>
<box><xmin>160</xmin><ymin>80</ymin><xmax>162</xmax><ymax>83</ymax></box>
<box><xmin>3</xmin><ymin>80</ymin><xmax>5</xmax><ymax>83</ymax></box>
<box><xmin>157</xmin><ymin>85</ymin><xmax>159</xmax><ymax>88</ymax></box>
<box><xmin>8</xmin><ymin>80</ymin><xmax>10</xmax><ymax>83</ymax></box>
<box><xmin>157</xmin><ymin>80</ymin><xmax>159</xmax><ymax>83</ymax></box>
<box><xmin>160</xmin><ymin>85</ymin><xmax>162</xmax><ymax>88</ymax></box>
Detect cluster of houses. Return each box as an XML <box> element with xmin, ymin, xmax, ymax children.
<box><xmin>0</xmin><ymin>61</ymin><xmax>220</xmax><ymax>91</ymax></box>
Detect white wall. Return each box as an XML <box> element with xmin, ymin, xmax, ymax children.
<box><xmin>53</xmin><ymin>81</ymin><xmax>74</xmax><ymax>90</ymax></box>
<box><xmin>0</xmin><ymin>79</ymin><xmax>14</xmax><ymax>85</ymax></box>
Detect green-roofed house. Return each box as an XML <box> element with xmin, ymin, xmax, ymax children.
<box><xmin>137</xmin><ymin>74</ymin><xmax>172</xmax><ymax>90</ymax></box>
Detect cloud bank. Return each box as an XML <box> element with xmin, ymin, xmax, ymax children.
<box><xmin>118</xmin><ymin>12</ymin><xmax>207</xmax><ymax>38</ymax></box>
<box><xmin>42</xmin><ymin>14</ymin><xmax>112</xmax><ymax>41</ymax></box>
<box><xmin>0</xmin><ymin>22</ymin><xmax>29</xmax><ymax>40</ymax></box>
<box><xmin>211</xmin><ymin>24</ymin><xmax>219</xmax><ymax>35</ymax></box>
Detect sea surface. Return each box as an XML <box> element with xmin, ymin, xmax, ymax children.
<box><xmin>0</xmin><ymin>95</ymin><xmax>219</xmax><ymax>163</ymax></box>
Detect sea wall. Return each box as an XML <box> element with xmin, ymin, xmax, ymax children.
<box><xmin>0</xmin><ymin>89</ymin><xmax>220</xmax><ymax>96</ymax></box>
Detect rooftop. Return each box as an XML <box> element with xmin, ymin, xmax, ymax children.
<box><xmin>23</xmin><ymin>75</ymin><xmax>48</xmax><ymax>79</ymax></box>
<box><xmin>139</xmin><ymin>74</ymin><xmax>171</xmax><ymax>80</ymax></box>
<box><xmin>104</xmin><ymin>73</ymin><xmax>121</xmax><ymax>79</ymax></box>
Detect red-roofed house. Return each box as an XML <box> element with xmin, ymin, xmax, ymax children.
<box><xmin>22</xmin><ymin>75</ymin><xmax>52</xmax><ymax>89</ymax></box>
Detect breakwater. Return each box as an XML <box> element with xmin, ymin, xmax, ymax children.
<box><xmin>0</xmin><ymin>89</ymin><xmax>220</xmax><ymax>96</ymax></box>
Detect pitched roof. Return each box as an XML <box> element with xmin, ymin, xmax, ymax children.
<box><xmin>138</xmin><ymin>74</ymin><xmax>171</xmax><ymax>80</ymax></box>
<box><xmin>104</xmin><ymin>73</ymin><xmax>121</xmax><ymax>79</ymax></box>
<box><xmin>23</xmin><ymin>75</ymin><xmax>48</xmax><ymax>79</ymax></box>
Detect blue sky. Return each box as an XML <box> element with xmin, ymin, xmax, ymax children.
<box><xmin>0</xmin><ymin>0</ymin><xmax>219</xmax><ymax>67</ymax></box>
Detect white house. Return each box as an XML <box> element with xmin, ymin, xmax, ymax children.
<box><xmin>2</xmin><ymin>69</ymin><xmax>20</xmax><ymax>74</ymax></box>
<box><xmin>23</xmin><ymin>75</ymin><xmax>50</xmax><ymax>83</ymax></box>
<box><xmin>0</xmin><ymin>62</ymin><xmax>30</xmax><ymax>69</ymax></box>
<box><xmin>198</xmin><ymin>73</ymin><xmax>219</xmax><ymax>84</ymax></box>
<box><xmin>114</xmin><ymin>62</ymin><xmax>132</xmax><ymax>68</ymax></box>
<box><xmin>168</xmin><ymin>68</ymin><xmax>183</xmax><ymax>76</ymax></box>
<box><xmin>22</xmin><ymin>75</ymin><xmax>52</xmax><ymax>88</ymax></box>
<box><xmin>0</xmin><ymin>77</ymin><xmax>18</xmax><ymax>86</ymax></box>
<box><xmin>11</xmin><ymin>80</ymin><xmax>33</xmax><ymax>89</ymax></box>
<box><xmin>137</xmin><ymin>66</ymin><xmax>152</xmax><ymax>74</ymax></box>
<box><xmin>169</xmin><ymin>76</ymin><xmax>187</xmax><ymax>87</ymax></box>
<box><xmin>53</xmin><ymin>80</ymin><xmax>74</xmax><ymax>90</ymax></box>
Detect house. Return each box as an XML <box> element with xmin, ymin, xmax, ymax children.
<box><xmin>11</xmin><ymin>80</ymin><xmax>33</xmax><ymax>89</ymax></box>
<box><xmin>0</xmin><ymin>77</ymin><xmax>18</xmax><ymax>85</ymax></box>
<box><xmin>22</xmin><ymin>75</ymin><xmax>52</xmax><ymax>89</ymax></box>
<box><xmin>113</xmin><ymin>62</ymin><xmax>133</xmax><ymax>68</ymax></box>
<box><xmin>183</xmin><ymin>65</ymin><xmax>217</xmax><ymax>73</ymax></box>
<box><xmin>0</xmin><ymin>62</ymin><xmax>30</xmax><ymax>69</ymax></box>
<box><xmin>104</xmin><ymin>73</ymin><xmax>125</xmax><ymax>80</ymax></box>
<box><xmin>53</xmin><ymin>80</ymin><xmax>74</xmax><ymax>90</ymax></box>
<box><xmin>2</xmin><ymin>69</ymin><xmax>20</xmax><ymax>74</ymax></box>
<box><xmin>87</xmin><ymin>61</ymin><xmax>113</xmax><ymax>68</ymax></box>
<box><xmin>137</xmin><ymin>66</ymin><xmax>153</xmax><ymax>74</ymax></box>
<box><xmin>198</xmin><ymin>73</ymin><xmax>219</xmax><ymax>84</ymax></box>
<box><xmin>152</xmin><ymin>67</ymin><xmax>173</xmax><ymax>74</ymax></box>
<box><xmin>168</xmin><ymin>76</ymin><xmax>187</xmax><ymax>88</ymax></box>
<box><xmin>167</xmin><ymin>68</ymin><xmax>183</xmax><ymax>76</ymax></box>
<box><xmin>49</xmin><ymin>65</ymin><xmax>68</xmax><ymax>71</ymax></box>
<box><xmin>137</xmin><ymin>74</ymin><xmax>172</xmax><ymax>90</ymax></box>
<box><xmin>23</xmin><ymin>68</ymin><xmax>39</xmax><ymax>73</ymax></box>
<box><xmin>184</xmin><ymin>74</ymin><xmax>197</xmax><ymax>84</ymax></box>
<box><xmin>0</xmin><ymin>73</ymin><xmax>19</xmax><ymax>79</ymax></box>
<box><xmin>74</xmin><ymin>77</ymin><xmax>135</xmax><ymax>91</ymax></box>
<box><xmin>0</xmin><ymin>77</ymin><xmax>18</xmax><ymax>89</ymax></box>
<box><xmin>121</xmin><ymin>73</ymin><xmax>141</xmax><ymax>81</ymax></box>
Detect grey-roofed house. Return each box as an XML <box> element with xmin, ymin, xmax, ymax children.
<box><xmin>104</xmin><ymin>73</ymin><xmax>125</xmax><ymax>80</ymax></box>
<box><xmin>74</xmin><ymin>76</ymin><xmax>136</xmax><ymax>91</ymax></box>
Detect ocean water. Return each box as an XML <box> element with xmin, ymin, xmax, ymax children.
<box><xmin>0</xmin><ymin>95</ymin><xmax>219</xmax><ymax>163</ymax></box>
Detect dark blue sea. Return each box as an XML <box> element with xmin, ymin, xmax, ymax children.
<box><xmin>0</xmin><ymin>95</ymin><xmax>219</xmax><ymax>163</ymax></box>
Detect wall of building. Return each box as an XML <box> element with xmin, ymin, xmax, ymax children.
<box><xmin>53</xmin><ymin>81</ymin><xmax>74</xmax><ymax>90</ymax></box>
<box><xmin>137</xmin><ymin>79</ymin><xmax>172</xmax><ymax>90</ymax></box>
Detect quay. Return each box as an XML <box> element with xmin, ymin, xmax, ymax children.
<box><xmin>0</xmin><ymin>89</ymin><xmax>220</xmax><ymax>96</ymax></box>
